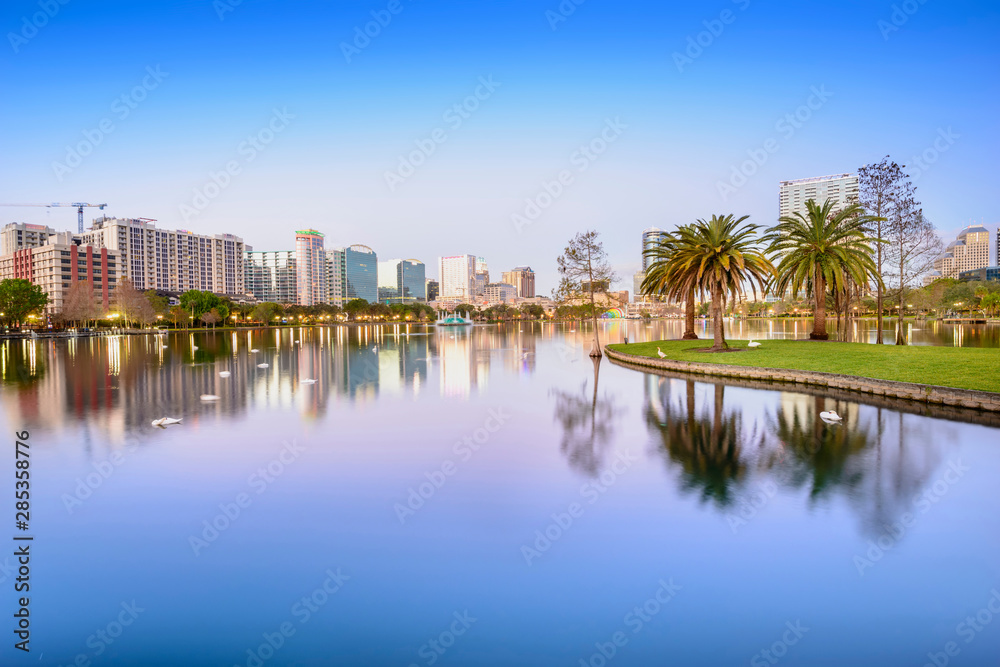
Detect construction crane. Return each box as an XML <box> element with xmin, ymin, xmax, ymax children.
<box><xmin>0</xmin><ymin>202</ymin><xmax>108</xmax><ymax>233</ymax></box>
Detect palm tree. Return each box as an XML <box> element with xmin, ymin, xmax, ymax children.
<box><xmin>666</xmin><ymin>215</ymin><xmax>773</xmax><ymax>351</ymax></box>
<box><xmin>766</xmin><ymin>199</ymin><xmax>883</xmax><ymax>340</ymax></box>
<box><xmin>642</xmin><ymin>227</ymin><xmax>699</xmax><ymax>340</ymax></box>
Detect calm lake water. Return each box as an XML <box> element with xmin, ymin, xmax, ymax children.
<box><xmin>1</xmin><ymin>320</ymin><xmax>998</xmax><ymax>666</ymax></box>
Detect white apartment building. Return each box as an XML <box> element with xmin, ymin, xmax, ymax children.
<box><xmin>439</xmin><ymin>255</ymin><xmax>478</xmax><ymax>301</ymax></box>
<box><xmin>79</xmin><ymin>216</ymin><xmax>245</xmax><ymax>295</ymax></box>
<box><xmin>779</xmin><ymin>173</ymin><xmax>859</xmax><ymax>219</ymax></box>
<box><xmin>1</xmin><ymin>222</ymin><xmax>57</xmax><ymax>256</ymax></box>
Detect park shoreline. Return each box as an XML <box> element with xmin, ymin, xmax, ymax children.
<box><xmin>604</xmin><ymin>346</ymin><xmax>1000</xmax><ymax>413</ymax></box>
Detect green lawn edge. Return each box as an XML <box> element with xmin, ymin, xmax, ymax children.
<box><xmin>606</xmin><ymin>339</ymin><xmax>1000</xmax><ymax>394</ymax></box>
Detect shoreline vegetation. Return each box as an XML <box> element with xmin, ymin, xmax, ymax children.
<box><xmin>606</xmin><ymin>339</ymin><xmax>1000</xmax><ymax>395</ymax></box>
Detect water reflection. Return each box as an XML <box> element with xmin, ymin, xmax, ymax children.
<box><xmin>550</xmin><ymin>357</ymin><xmax>625</xmax><ymax>477</ymax></box>
<box><xmin>638</xmin><ymin>368</ymin><xmax>951</xmax><ymax>542</ymax></box>
<box><xmin>645</xmin><ymin>377</ymin><xmax>763</xmax><ymax>507</ymax></box>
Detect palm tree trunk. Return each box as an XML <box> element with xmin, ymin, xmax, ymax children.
<box><xmin>711</xmin><ymin>285</ymin><xmax>727</xmax><ymax>351</ymax></box>
<box><xmin>811</xmin><ymin>271</ymin><xmax>828</xmax><ymax>340</ymax></box>
<box><xmin>683</xmin><ymin>287</ymin><xmax>697</xmax><ymax>340</ymax></box>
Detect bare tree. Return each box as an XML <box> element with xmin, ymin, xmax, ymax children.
<box><xmin>61</xmin><ymin>281</ymin><xmax>103</xmax><ymax>328</ymax></box>
<box><xmin>858</xmin><ymin>157</ymin><xmax>909</xmax><ymax>344</ymax></box>
<box><xmin>555</xmin><ymin>230</ymin><xmax>618</xmax><ymax>357</ymax></box>
<box><xmin>200</xmin><ymin>308</ymin><xmax>221</xmax><ymax>329</ymax></box>
<box><xmin>886</xmin><ymin>208</ymin><xmax>942</xmax><ymax>345</ymax></box>
<box><xmin>113</xmin><ymin>278</ymin><xmax>150</xmax><ymax>328</ymax></box>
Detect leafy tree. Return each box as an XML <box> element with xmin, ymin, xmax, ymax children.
<box><xmin>642</xmin><ymin>225</ymin><xmax>700</xmax><ymax>340</ymax></box>
<box><xmin>344</xmin><ymin>298</ymin><xmax>369</xmax><ymax>321</ymax></box>
<box><xmin>145</xmin><ymin>291</ymin><xmax>170</xmax><ymax>318</ymax></box>
<box><xmin>0</xmin><ymin>279</ymin><xmax>49</xmax><ymax>328</ymax></box>
<box><xmin>179</xmin><ymin>290</ymin><xmax>224</xmax><ymax>325</ymax></box>
<box><xmin>766</xmin><ymin>199</ymin><xmax>882</xmax><ymax>340</ymax></box>
<box><xmin>556</xmin><ymin>230</ymin><xmax>618</xmax><ymax>357</ymax></box>
<box><xmin>251</xmin><ymin>302</ymin><xmax>283</xmax><ymax>325</ymax></box>
<box><xmin>668</xmin><ymin>216</ymin><xmax>773</xmax><ymax>351</ymax></box>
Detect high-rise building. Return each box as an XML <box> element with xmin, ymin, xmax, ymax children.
<box><xmin>0</xmin><ymin>231</ymin><xmax>121</xmax><ymax>315</ymax></box>
<box><xmin>933</xmin><ymin>225</ymin><xmax>990</xmax><ymax>279</ymax></box>
<box><xmin>79</xmin><ymin>216</ymin><xmax>245</xmax><ymax>295</ymax></box>
<box><xmin>244</xmin><ymin>250</ymin><xmax>297</xmax><ymax>304</ymax></box>
<box><xmin>641</xmin><ymin>228</ymin><xmax>668</xmax><ymax>272</ymax></box>
<box><xmin>328</xmin><ymin>245</ymin><xmax>377</xmax><ymax>305</ymax></box>
<box><xmin>439</xmin><ymin>255</ymin><xmax>477</xmax><ymax>301</ymax></box>
<box><xmin>1</xmin><ymin>222</ymin><xmax>57</xmax><ymax>256</ymax></box>
<box><xmin>633</xmin><ymin>270</ymin><xmax>646</xmax><ymax>302</ymax></box>
<box><xmin>295</xmin><ymin>230</ymin><xmax>327</xmax><ymax>306</ymax></box>
<box><xmin>426</xmin><ymin>279</ymin><xmax>439</xmax><ymax>302</ymax></box>
<box><xmin>779</xmin><ymin>173</ymin><xmax>859</xmax><ymax>219</ymax></box>
<box><xmin>377</xmin><ymin>258</ymin><xmax>426</xmax><ymax>304</ymax></box>
<box><xmin>501</xmin><ymin>266</ymin><xmax>535</xmax><ymax>298</ymax></box>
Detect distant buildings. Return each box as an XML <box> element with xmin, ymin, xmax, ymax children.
<box><xmin>778</xmin><ymin>173</ymin><xmax>858</xmax><ymax>219</ymax></box>
<box><xmin>501</xmin><ymin>266</ymin><xmax>535</xmax><ymax>298</ymax></box>
<box><xmin>78</xmin><ymin>216</ymin><xmax>246</xmax><ymax>295</ymax></box>
<box><xmin>439</xmin><ymin>255</ymin><xmax>478</xmax><ymax>301</ymax></box>
<box><xmin>0</xmin><ymin>230</ymin><xmax>121</xmax><ymax>315</ymax></box>
<box><xmin>958</xmin><ymin>267</ymin><xmax>1000</xmax><ymax>283</ymax></box>
<box><xmin>932</xmin><ymin>225</ymin><xmax>990</xmax><ymax>279</ymax></box>
<box><xmin>641</xmin><ymin>227</ymin><xmax>668</xmax><ymax>273</ymax></box>
<box><xmin>295</xmin><ymin>230</ymin><xmax>327</xmax><ymax>306</ymax></box>
<box><xmin>245</xmin><ymin>250</ymin><xmax>297</xmax><ymax>304</ymax></box>
<box><xmin>426</xmin><ymin>279</ymin><xmax>439</xmax><ymax>302</ymax></box>
<box><xmin>484</xmin><ymin>282</ymin><xmax>517</xmax><ymax>304</ymax></box>
<box><xmin>1</xmin><ymin>222</ymin><xmax>56</xmax><ymax>255</ymax></box>
<box><xmin>378</xmin><ymin>258</ymin><xmax>426</xmax><ymax>303</ymax></box>
<box><xmin>328</xmin><ymin>244</ymin><xmax>377</xmax><ymax>305</ymax></box>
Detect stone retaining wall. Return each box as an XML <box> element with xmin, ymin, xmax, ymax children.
<box><xmin>605</xmin><ymin>347</ymin><xmax>1000</xmax><ymax>413</ymax></box>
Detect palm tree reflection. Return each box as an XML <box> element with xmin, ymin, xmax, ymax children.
<box><xmin>643</xmin><ymin>373</ymin><xmax>942</xmax><ymax>539</ymax></box>
<box><xmin>646</xmin><ymin>377</ymin><xmax>763</xmax><ymax>508</ymax></box>
<box><xmin>550</xmin><ymin>357</ymin><xmax>624</xmax><ymax>477</ymax></box>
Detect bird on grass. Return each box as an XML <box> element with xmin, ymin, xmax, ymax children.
<box><xmin>748</xmin><ymin>340</ymin><xmax>761</xmax><ymax>349</ymax></box>
<box><xmin>657</xmin><ymin>347</ymin><xmax>667</xmax><ymax>358</ymax></box>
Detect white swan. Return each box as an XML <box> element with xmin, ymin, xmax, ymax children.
<box><xmin>151</xmin><ymin>417</ymin><xmax>183</xmax><ymax>428</ymax></box>
<box><xmin>192</xmin><ymin>345</ymin><xmax>199</xmax><ymax>350</ymax></box>
<box><xmin>748</xmin><ymin>340</ymin><xmax>761</xmax><ymax>348</ymax></box>
<box><xmin>820</xmin><ymin>411</ymin><xmax>843</xmax><ymax>423</ymax></box>
<box><xmin>301</xmin><ymin>378</ymin><xmax>317</xmax><ymax>385</ymax></box>
<box><xmin>657</xmin><ymin>347</ymin><xmax>667</xmax><ymax>358</ymax></box>
<box><xmin>250</xmin><ymin>348</ymin><xmax>259</xmax><ymax>353</ymax></box>
<box><xmin>200</xmin><ymin>394</ymin><xmax>220</xmax><ymax>401</ymax></box>
<box><xmin>219</xmin><ymin>371</ymin><xmax>231</xmax><ymax>378</ymax></box>
<box><xmin>257</xmin><ymin>363</ymin><xmax>269</xmax><ymax>368</ymax></box>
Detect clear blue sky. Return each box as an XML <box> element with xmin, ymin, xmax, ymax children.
<box><xmin>1</xmin><ymin>0</ymin><xmax>997</xmax><ymax>293</ymax></box>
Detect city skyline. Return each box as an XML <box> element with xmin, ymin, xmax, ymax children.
<box><xmin>2</xmin><ymin>1</ymin><xmax>997</xmax><ymax>293</ymax></box>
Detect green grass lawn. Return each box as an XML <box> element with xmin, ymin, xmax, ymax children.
<box><xmin>606</xmin><ymin>339</ymin><xmax>1000</xmax><ymax>393</ymax></box>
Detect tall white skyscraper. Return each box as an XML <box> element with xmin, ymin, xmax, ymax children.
<box><xmin>439</xmin><ymin>255</ymin><xmax>477</xmax><ymax>300</ymax></box>
<box><xmin>779</xmin><ymin>173</ymin><xmax>859</xmax><ymax>219</ymax></box>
